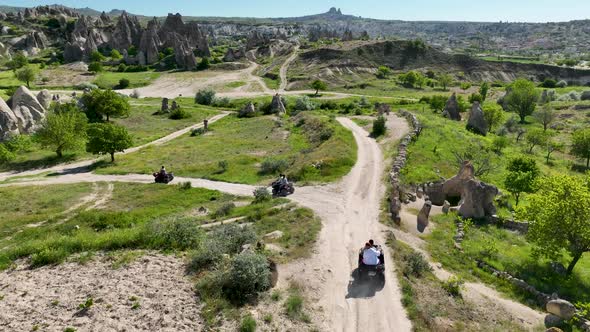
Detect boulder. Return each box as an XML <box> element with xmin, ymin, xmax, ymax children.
<box><xmin>424</xmin><ymin>182</ymin><xmax>445</xmax><ymax>206</ymax></box>
<box><xmin>264</xmin><ymin>230</ymin><xmax>284</xmax><ymax>240</ymax></box>
<box><xmin>544</xmin><ymin>314</ymin><xmax>564</xmax><ymax>329</ymax></box>
<box><xmin>10</xmin><ymin>86</ymin><xmax>47</xmax><ymax>133</ymax></box>
<box><xmin>545</xmin><ymin>327</ymin><xmax>564</xmax><ymax>332</ymax></box>
<box><xmin>458</xmin><ymin>179</ymin><xmax>498</xmax><ymax>219</ymax></box>
<box><xmin>270</xmin><ymin>94</ymin><xmax>286</xmax><ymax>115</ymax></box>
<box><xmin>546</xmin><ymin>299</ymin><xmax>576</xmax><ymax>320</ymax></box>
<box><xmin>417</xmin><ymin>200</ymin><xmax>432</xmax><ymax>233</ymax></box>
<box><xmin>36</xmin><ymin>90</ymin><xmax>52</xmax><ymax>109</ymax></box>
<box><xmin>63</xmin><ymin>42</ymin><xmax>85</xmax><ymax>63</ymax></box>
<box><xmin>161</xmin><ymin>98</ymin><xmax>169</xmax><ymax>113</ymax></box>
<box><xmin>239</xmin><ymin>102</ymin><xmax>256</xmax><ymax>118</ymax></box>
<box><xmin>443</xmin><ymin>93</ymin><xmax>461</xmax><ymax>121</ymax></box>
<box><xmin>466</xmin><ymin>101</ymin><xmax>488</xmax><ymax>136</ymax></box>
<box><xmin>442</xmin><ymin>200</ymin><xmax>451</xmax><ymax>214</ymax></box>
<box><xmin>0</xmin><ymin>97</ymin><xmax>19</xmax><ymax>140</ymax></box>
<box><xmin>443</xmin><ymin>161</ymin><xmax>476</xmax><ymax>199</ymax></box>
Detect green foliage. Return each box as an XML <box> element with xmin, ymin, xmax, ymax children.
<box><xmin>195</xmin><ymin>89</ymin><xmax>216</xmax><ymax>105</ymax></box>
<box><xmin>505</xmin><ymin>79</ymin><xmax>539</xmax><ymax>123</ymax></box>
<box><xmin>239</xmin><ymin>315</ymin><xmax>257</xmax><ymax>332</ymax></box>
<box><xmin>127</xmin><ymin>46</ymin><xmax>138</xmax><ymax>57</ymax></box>
<box><xmin>144</xmin><ymin>217</ymin><xmax>204</xmax><ymax>250</ymax></box>
<box><xmin>86</xmin><ymin>123</ymin><xmax>133</xmax><ymax>162</ymax></box>
<box><xmin>525</xmin><ymin>128</ymin><xmax>550</xmax><ymax>154</ymax></box>
<box><xmin>197</xmin><ymin>57</ymin><xmax>210</xmax><ymax>71</ymax></box>
<box><xmin>371</xmin><ymin>115</ymin><xmax>387</xmax><ymax>138</ymax></box>
<box><xmin>438</xmin><ymin>73</ymin><xmax>453</xmax><ymax>90</ymax></box>
<box><xmin>78</xmin><ymin>297</ymin><xmax>93</xmax><ymax>310</ymax></box>
<box><xmin>117</xmin><ymin>78</ymin><xmax>130</xmax><ymax>89</ymax></box>
<box><xmin>311</xmin><ymin>79</ymin><xmax>327</xmax><ymax>95</ymax></box>
<box><xmin>224</xmin><ymin>252</ymin><xmax>271</xmax><ymax>303</ymax></box>
<box><xmin>88</xmin><ymin>62</ymin><xmax>103</xmax><ymax>74</ymax></box>
<box><xmin>259</xmin><ymin>158</ymin><xmax>289</xmax><ymax>175</ymax></box>
<box><xmin>491</xmin><ymin>136</ymin><xmax>510</xmax><ymax>154</ymax></box>
<box><xmin>80</xmin><ymin>89</ymin><xmax>130</xmax><ymax>122</ymax></box>
<box><xmin>0</xmin><ymin>144</ymin><xmax>15</xmax><ymax>164</ymax></box>
<box><xmin>293</xmin><ymin>96</ymin><xmax>315</xmax><ymax>112</ymax></box>
<box><xmin>15</xmin><ymin>66</ymin><xmax>36</xmax><ymax>88</ymax></box>
<box><xmin>468</xmin><ymin>93</ymin><xmax>483</xmax><ymax>104</ymax></box>
<box><xmin>571</xmin><ymin>128</ymin><xmax>590</xmax><ymax>168</ymax></box>
<box><xmin>110</xmin><ymin>49</ymin><xmax>122</xmax><ymax>60</ymax></box>
<box><xmin>479</xmin><ymin>82</ymin><xmax>489</xmax><ymax>101</ymax></box>
<box><xmin>533</xmin><ymin>105</ymin><xmax>556</xmax><ymax>131</ymax></box>
<box><xmin>518</xmin><ymin>175</ymin><xmax>590</xmax><ymax>275</ymax></box>
<box><xmin>460</xmin><ymin>82</ymin><xmax>472</xmax><ymax>91</ymax></box>
<box><xmin>169</xmin><ymin>107</ymin><xmax>191</xmax><ymax>120</ymax></box>
<box><xmin>6</xmin><ymin>52</ymin><xmax>28</xmax><ymax>71</ymax></box>
<box><xmin>504</xmin><ymin>156</ymin><xmax>540</xmax><ymax>206</ymax></box>
<box><xmin>403</xmin><ymin>251</ymin><xmax>432</xmax><ymax>278</ymax></box>
<box><xmin>90</xmin><ymin>50</ymin><xmax>105</xmax><ymax>62</ymax></box>
<box><xmin>285</xmin><ymin>293</ymin><xmax>305</xmax><ymax>320</ymax></box>
<box><xmin>399</xmin><ymin>71</ymin><xmax>425</xmax><ymax>89</ymax></box>
<box><xmin>376</xmin><ymin>66</ymin><xmax>392</xmax><ymax>79</ymax></box>
<box><xmin>541</xmin><ymin>78</ymin><xmax>557</xmax><ymax>88</ymax></box>
<box><xmin>253</xmin><ymin>187</ymin><xmax>271</xmax><ymax>203</ymax></box>
<box><xmin>441</xmin><ymin>276</ymin><xmax>464</xmax><ymax>297</ymax></box>
<box><xmin>37</xmin><ymin>103</ymin><xmax>88</xmax><ymax>157</ymax></box>
<box><xmin>482</xmin><ymin>103</ymin><xmax>504</xmax><ymax>132</ymax></box>
<box><xmin>213</xmin><ymin>224</ymin><xmax>258</xmax><ymax>254</ymax></box>
<box><xmin>64</xmin><ymin>327</ymin><xmax>76</xmax><ymax>332</ymax></box>
<box><xmin>213</xmin><ymin>202</ymin><xmax>235</xmax><ymax>218</ymax></box>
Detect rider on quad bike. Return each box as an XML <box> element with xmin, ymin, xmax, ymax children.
<box><xmin>271</xmin><ymin>174</ymin><xmax>294</xmax><ymax>197</ymax></box>
<box><xmin>358</xmin><ymin>240</ymin><xmax>385</xmax><ymax>281</ymax></box>
<box><xmin>153</xmin><ymin>166</ymin><xmax>175</xmax><ymax>184</ymax></box>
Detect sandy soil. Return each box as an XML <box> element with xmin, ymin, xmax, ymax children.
<box><xmin>0</xmin><ymin>253</ymin><xmax>202</xmax><ymax>332</ymax></box>
<box><xmin>279</xmin><ymin>46</ymin><xmax>300</xmax><ymax>92</ymax></box>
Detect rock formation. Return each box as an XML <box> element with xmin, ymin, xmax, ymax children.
<box><xmin>111</xmin><ymin>11</ymin><xmax>142</xmax><ymax>51</ymax></box>
<box><xmin>159</xmin><ymin>13</ymin><xmax>210</xmax><ymax>57</ymax></box>
<box><xmin>342</xmin><ymin>28</ymin><xmax>354</xmax><ymax>41</ymax></box>
<box><xmin>223</xmin><ymin>47</ymin><xmax>245</xmax><ymax>62</ymax></box>
<box><xmin>270</xmin><ymin>94</ymin><xmax>286</xmax><ymax>115</ymax></box>
<box><xmin>417</xmin><ymin>200</ymin><xmax>432</xmax><ymax>233</ymax></box>
<box><xmin>36</xmin><ymin>90</ymin><xmax>52</xmax><ymax>110</ymax></box>
<box><xmin>9</xmin><ymin>86</ymin><xmax>47</xmax><ymax>134</ymax></box>
<box><xmin>443</xmin><ymin>93</ymin><xmax>461</xmax><ymax>121</ymax></box>
<box><xmin>161</xmin><ymin>98</ymin><xmax>170</xmax><ymax>113</ymax></box>
<box><xmin>139</xmin><ymin>18</ymin><xmax>162</xmax><ymax>64</ymax></box>
<box><xmin>0</xmin><ymin>97</ymin><xmax>19</xmax><ymax>140</ymax></box>
<box><xmin>239</xmin><ymin>102</ymin><xmax>256</xmax><ymax>117</ymax></box>
<box><xmin>546</xmin><ymin>299</ymin><xmax>577</xmax><ymax>321</ymax></box>
<box><xmin>466</xmin><ymin>102</ymin><xmax>488</xmax><ymax>135</ymax></box>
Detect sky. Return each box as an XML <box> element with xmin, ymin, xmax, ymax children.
<box><xmin>5</xmin><ymin>0</ymin><xmax>590</xmax><ymax>22</ymax></box>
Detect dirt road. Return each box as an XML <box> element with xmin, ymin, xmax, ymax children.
<box><xmin>279</xmin><ymin>46</ymin><xmax>299</xmax><ymax>92</ymax></box>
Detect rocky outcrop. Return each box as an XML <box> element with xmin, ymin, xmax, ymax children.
<box><xmin>159</xmin><ymin>13</ymin><xmax>210</xmax><ymax>57</ymax></box>
<box><xmin>239</xmin><ymin>102</ymin><xmax>256</xmax><ymax>118</ymax></box>
<box><xmin>443</xmin><ymin>93</ymin><xmax>461</xmax><ymax>121</ymax></box>
<box><xmin>36</xmin><ymin>90</ymin><xmax>52</xmax><ymax>109</ymax></box>
<box><xmin>111</xmin><ymin>11</ymin><xmax>142</xmax><ymax>51</ymax></box>
<box><xmin>246</xmin><ymin>30</ymin><xmax>270</xmax><ymax>50</ymax></box>
<box><xmin>270</xmin><ymin>94</ymin><xmax>286</xmax><ymax>115</ymax></box>
<box><xmin>173</xmin><ymin>37</ymin><xmax>197</xmax><ymax>70</ymax></box>
<box><xmin>64</xmin><ymin>42</ymin><xmax>85</xmax><ymax>63</ymax></box>
<box><xmin>223</xmin><ymin>47</ymin><xmax>246</xmax><ymax>62</ymax></box>
<box><xmin>139</xmin><ymin>18</ymin><xmax>162</xmax><ymax>64</ymax></box>
<box><xmin>0</xmin><ymin>97</ymin><xmax>19</xmax><ymax>140</ymax></box>
<box><xmin>547</xmin><ymin>300</ymin><xmax>577</xmax><ymax>321</ymax></box>
<box><xmin>466</xmin><ymin>101</ymin><xmax>488</xmax><ymax>135</ymax></box>
<box><xmin>10</xmin><ymin>86</ymin><xmax>47</xmax><ymax>134</ymax></box>
<box><xmin>24</xmin><ymin>31</ymin><xmax>47</xmax><ymax>50</ymax></box>
<box><xmin>342</xmin><ymin>28</ymin><xmax>354</xmax><ymax>41</ymax></box>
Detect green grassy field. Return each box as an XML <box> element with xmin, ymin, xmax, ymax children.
<box><xmin>93</xmin><ymin>71</ymin><xmax>161</xmax><ymax>89</ymax></box>
<box><xmin>95</xmin><ymin>113</ymin><xmax>356</xmax><ymax>185</ymax></box>
<box><xmin>427</xmin><ymin>213</ymin><xmax>590</xmax><ymax>305</ymax></box>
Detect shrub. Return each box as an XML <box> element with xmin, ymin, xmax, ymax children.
<box><xmin>581</xmin><ymin>91</ymin><xmax>590</xmax><ymax>101</ymax></box>
<box><xmin>213</xmin><ymin>202</ymin><xmax>235</xmax><ymax>218</ymax></box>
<box><xmin>217</xmin><ymin>160</ymin><xmax>228</xmax><ymax>173</ymax></box>
<box><xmin>130</xmin><ymin>89</ymin><xmax>140</xmax><ymax>99</ymax></box>
<box><xmin>468</xmin><ymin>93</ymin><xmax>483</xmax><ymax>104</ymax></box>
<box><xmin>240</xmin><ymin>315</ymin><xmax>257</xmax><ymax>332</ymax></box>
<box><xmin>0</xmin><ymin>145</ymin><xmax>15</xmax><ymax>164</ymax></box>
<box><xmin>3</xmin><ymin>134</ymin><xmax>32</xmax><ymax>153</ymax></box>
<box><xmin>492</xmin><ymin>136</ymin><xmax>510</xmax><ymax>154</ymax></box>
<box><xmin>371</xmin><ymin>115</ymin><xmax>387</xmax><ymax>137</ymax></box>
<box><xmin>403</xmin><ymin>252</ymin><xmax>432</xmax><ymax>278</ymax></box>
<box><xmin>169</xmin><ymin>107</ymin><xmax>191</xmax><ymax>120</ymax></box>
<box><xmin>460</xmin><ymin>82</ymin><xmax>472</xmax><ymax>90</ymax></box>
<box><xmin>117</xmin><ymin>63</ymin><xmax>127</xmax><ymax>72</ymax></box>
<box><xmin>285</xmin><ymin>294</ymin><xmax>304</xmax><ymax>319</ymax></box>
<box><xmin>191</xmin><ymin>127</ymin><xmax>206</xmax><ymax>136</ymax></box>
<box><xmin>212</xmin><ymin>97</ymin><xmax>232</xmax><ymax>108</ymax></box>
<box><xmin>320</xmin><ymin>100</ymin><xmax>338</xmax><ymax>110</ymax></box>
<box><xmin>144</xmin><ymin>218</ymin><xmax>204</xmax><ymax>250</ymax></box>
<box><xmin>253</xmin><ymin>187</ymin><xmax>271</xmax><ymax>203</ymax></box>
<box><xmin>293</xmin><ymin>96</ymin><xmax>315</xmax><ymax>112</ymax></box>
<box><xmin>556</xmin><ymin>80</ymin><xmax>568</xmax><ymax>88</ymax></box>
<box><xmin>358</xmin><ymin>96</ymin><xmax>371</xmax><ymax>108</ymax></box>
<box><xmin>211</xmin><ymin>224</ymin><xmax>257</xmax><ymax>254</ymax></box>
<box><xmin>75</xmin><ymin>82</ymin><xmax>98</xmax><ymax>90</ymax></box>
<box><xmin>441</xmin><ymin>276</ymin><xmax>464</xmax><ymax>297</ymax></box>
<box><xmin>178</xmin><ymin>181</ymin><xmax>192</xmax><ymax>190</ymax></box>
<box><xmin>541</xmin><ymin>78</ymin><xmax>557</xmax><ymax>88</ymax></box>
<box><xmin>195</xmin><ymin>89</ymin><xmax>216</xmax><ymax>105</ymax></box>
<box><xmin>88</xmin><ymin>62</ymin><xmax>103</xmax><ymax>74</ymax></box>
<box><xmin>224</xmin><ymin>252</ymin><xmax>271</xmax><ymax>303</ymax></box>
<box><xmin>117</xmin><ymin>78</ymin><xmax>130</xmax><ymax>89</ymax></box>
<box><xmin>259</xmin><ymin>158</ymin><xmax>289</xmax><ymax>175</ymax></box>
<box><xmin>188</xmin><ymin>240</ymin><xmax>225</xmax><ymax>272</ymax></box>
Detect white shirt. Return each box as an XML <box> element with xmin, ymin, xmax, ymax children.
<box><xmin>362</xmin><ymin>247</ymin><xmax>381</xmax><ymax>266</ymax></box>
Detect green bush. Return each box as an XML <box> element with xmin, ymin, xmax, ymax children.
<box><xmin>211</xmin><ymin>224</ymin><xmax>257</xmax><ymax>254</ymax></box>
<box><xmin>195</xmin><ymin>89</ymin><xmax>216</xmax><ymax>105</ymax></box>
<box><xmin>143</xmin><ymin>218</ymin><xmax>204</xmax><ymax>250</ymax></box>
<box><xmin>0</xmin><ymin>144</ymin><xmax>16</xmax><ymax>164</ymax></box>
<box><xmin>541</xmin><ymin>78</ymin><xmax>557</xmax><ymax>88</ymax></box>
<box><xmin>239</xmin><ymin>315</ymin><xmax>257</xmax><ymax>332</ymax></box>
<box><xmin>285</xmin><ymin>294</ymin><xmax>304</xmax><ymax>319</ymax></box>
<box><xmin>293</xmin><ymin>96</ymin><xmax>315</xmax><ymax>112</ymax></box>
<box><xmin>213</xmin><ymin>202</ymin><xmax>235</xmax><ymax>218</ymax></box>
<box><xmin>169</xmin><ymin>107</ymin><xmax>191</xmax><ymax>120</ymax></box>
<box><xmin>492</xmin><ymin>136</ymin><xmax>510</xmax><ymax>154</ymax></box>
<box><xmin>190</xmin><ymin>127</ymin><xmax>206</xmax><ymax>136</ymax></box>
<box><xmin>30</xmin><ymin>247</ymin><xmax>69</xmax><ymax>267</ymax></box>
<box><xmin>371</xmin><ymin>115</ymin><xmax>387</xmax><ymax>137</ymax></box>
<box><xmin>88</xmin><ymin>62</ymin><xmax>103</xmax><ymax>74</ymax></box>
<box><xmin>224</xmin><ymin>252</ymin><xmax>270</xmax><ymax>303</ymax></box>
<box><xmin>212</xmin><ymin>96</ymin><xmax>232</xmax><ymax>108</ymax></box>
<box><xmin>3</xmin><ymin>135</ymin><xmax>33</xmax><ymax>153</ymax></box>
<box><xmin>117</xmin><ymin>78</ymin><xmax>130</xmax><ymax>89</ymax></box>
<box><xmin>441</xmin><ymin>276</ymin><xmax>464</xmax><ymax>297</ymax></box>
<box><xmin>403</xmin><ymin>252</ymin><xmax>432</xmax><ymax>278</ymax></box>
<box><xmin>259</xmin><ymin>158</ymin><xmax>289</xmax><ymax>175</ymax></box>
<box><xmin>188</xmin><ymin>240</ymin><xmax>225</xmax><ymax>272</ymax></box>
<box><xmin>253</xmin><ymin>187</ymin><xmax>271</xmax><ymax>203</ymax></box>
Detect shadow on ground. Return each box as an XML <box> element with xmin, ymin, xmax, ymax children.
<box><xmin>345</xmin><ymin>268</ymin><xmax>385</xmax><ymax>299</ymax></box>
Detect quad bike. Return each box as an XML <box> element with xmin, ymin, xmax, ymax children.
<box><xmin>358</xmin><ymin>245</ymin><xmax>385</xmax><ymax>282</ymax></box>
<box><xmin>153</xmin><ymin>172</ymin><xmax>175</xmax><ymax>184</ymax></box>
<box><xmin>271</xmin><ymin>181</ymin><xmax>295</xmax><ymax>197</ymax></box>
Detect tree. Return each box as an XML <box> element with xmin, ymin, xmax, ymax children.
<box><xmin>428</xmin><ymin>95</ymin><xmax>447</xmax><ymax>113</ymax></box>
<box><xmin>376</xmin><ymin>66</ymin><xmax>392</xmax><ymax>79</ymax></box>
<box><xmin>479</xmin><ymin>82</ymin><xmax>490</xmax><ymax>101</ymax></box>
<box><xmin>468</xmin><ymin>93</ymin><xmax>483</xmax><ymax>104</ymax></box>
<box><xmin>505</xmin><ymin>79</ymin><xmax>539</xmax><ymax>123</ymax></box>
<box><xmin>90</xmin><ymin>50</ymin><xmax>105</xmax><ymax>62</ymax></box>
<box><xmin>195</xmin><ymin>89</ymin><xmax>216</xmax><ymax>105</ymax></box>
<box><xmin>197</xmin><ymin>57</ymin><xmax>210</xmax><ymax>71</ymax></box>
<box><xmin>482</xmin><ymin>104</ymin><xmax>504</xmax><ymax>132</ymax></box>
<box><xmin>110</xmin><ymin>49</ymin><xmax>122</xmax><ymax>60</ymax></box>
<box><xmin>545</xmin><ymin>137</ymin><xmax>563</xmax><ymax>164</ymax></box>
<box><xmin>6</xmin><ymin>51</ymin><xmax>28</xmax><ymax>71</ymax></box>
<box><xmin>571</xmin><ymin>128</ymin><xmax>590</xmax><ymax>168</ymax></box>
<box><xmin>518</xmin><ymin>175</ymin><xmax>590</xmax><ymax>275</ymax></box>
<box><xmin>452</xmin><ymin>140</ymin><xmax>497</xmax><ymax>177</ymax></box>
<box><xmin>438</xmin><ymin>74</ymin><xmax>453</xmax><ymax>91</ymax></box>
<box><xmin>86</xmin><ymin>123</ymin><xmax>133</xmax><ymax>162</ymax></box>
<box><xmin>37</xmin><ymin>102</ymin><xmax>88</xmax><ymax>157</ymax></box>
<box><xmin>88</xmin><ymin>61</ymin><xmax>103</xmax><ymax>74</ymax></box>
<box><xmin>15</xmin><ymin>66</ymin><xmax>36</xmax><ymax>88</ymax></box>
<box><xmin>504</xmin><ymin>156</ymin><xmax>540</xmax><ymax>206</ymax></box>
<box><xmin>400</xmin><ymin>71</ymin><xmax>418</xmax><ymax>87</ymax></box>
<box><xmin>80</xmin><ymin>89</ymin><xmax>130</xmax><ymax>122</ymax></box>
<box><xmin>533</xmin><ymin>105</ymin><xmax>556</xmax><ymax>131</ymax></box>
<box><xmin>311</xmin><ymin>79</ymin><xmax>327</xmax><ymax>96</ymax></box>
<box><xmin>525</xmin><ymin>128</ymin><xmax>549</xmax><ymax>154</ymax></box>
<box><xmin>371</xmin><ymin>115</ymin><xmax>386</xmax><ymax>137</ymax></box>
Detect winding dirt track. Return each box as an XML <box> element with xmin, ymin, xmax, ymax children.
<box><xmin>279</xmin><ymin>46</ymin><xmax>300</xmax><ymax>92</ymax></box>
